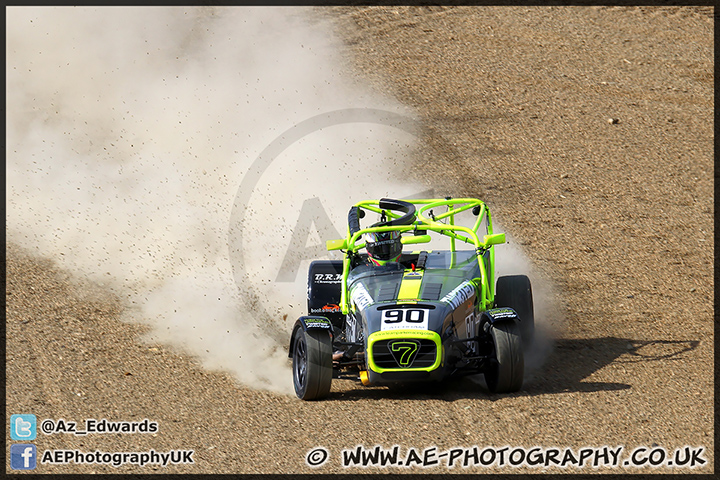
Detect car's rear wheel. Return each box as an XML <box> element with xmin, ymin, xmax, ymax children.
<box><xmin>292</xmin><ymin>328</ymin><xmax>332</xmax><ymax>400</ymax></box>
<box><xmin>484</xmin><ymin>320</ymin><xmax>524</xmax><ymax>393</ymax></box>
<box><xmin>495</xmin><ymin>275</ymin><xmax>535</xmax><ymax>348</ymax></box>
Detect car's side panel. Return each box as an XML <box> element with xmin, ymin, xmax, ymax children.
<box><xmin>307</xmin><ymin>260</ymin><xmax>344</xmax><ymax>332</ymax></box>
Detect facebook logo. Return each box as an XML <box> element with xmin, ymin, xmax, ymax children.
<box><xmin>11</xmin><ymin>444</ymin><xmax>37</xmax><ymax>470</ymax></box>
<box><xmin>10</xmin><ymin>414</ymin><xmax>36</xmax><ymax>440</ymax></box>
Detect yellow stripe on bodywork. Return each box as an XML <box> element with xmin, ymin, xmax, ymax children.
<box><xmin>397</xmin><ymin>269</ymin><xmax>424</xmax><ymax>302</ymax></box>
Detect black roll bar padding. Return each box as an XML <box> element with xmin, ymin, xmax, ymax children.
<box><xmin>375</xmin><ymin>198</ymin><xmax>417</xmax><ymax>227</ymax></box>
<box><xmin>348</xmin><ymin>206</ymin><xmax>362</xmax><ymax>236</ymax></box>
<box><xmin>349</xmin><ymin>199</ymin><xmax>415</xmax><ymax>236</ymax></box>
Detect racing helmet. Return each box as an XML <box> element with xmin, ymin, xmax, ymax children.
<box><xmin>363</xmin><ymin>230</ymin><xmax>402</xmax><ymax>266</ymax></box>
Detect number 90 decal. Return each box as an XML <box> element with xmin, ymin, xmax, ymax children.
<box><xmin>380</xmin><ymin>309</ymin><xmax>430</xmax><ymax>330</ymax></box>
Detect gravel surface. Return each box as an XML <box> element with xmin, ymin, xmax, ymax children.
<box><xmin>6</xmin><ymin>5</ymin><xmax>713</xmax><ymax>474</ymax></box>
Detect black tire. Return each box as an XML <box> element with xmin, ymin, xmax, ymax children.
<box><xmin>484</xmin><ymin>320</ymin><xmax>524</xmax><ymax>393</ymax></box>
<box><xmin>292</xmin><ymin>328</ymin><xmax>333</xmax><ymax>400</ymax></box>
<box><xmin>495</xmin><ymin>275</ymin><xmax>535</xmax><ymax>347</ymax></box>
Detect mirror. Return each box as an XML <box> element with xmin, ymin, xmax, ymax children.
<box><xmin>483</xmin><ymin>233</ymin><xmax>506</xmax><ymax>246</ymax></box>
<box><xmin>326</xmin><ymin>239</ymin><xmax>347</xmax><ymax>251</ymax></box>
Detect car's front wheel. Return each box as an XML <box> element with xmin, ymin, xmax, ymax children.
<box><xmin>495</xmin><ymin>275</ymin><xmax>535</xmax><ymax>348</ymax></box>
<box><xmin>484</xmin><ymin>320</ymin><xmax>524</xmax><ymax>393</ymax></box>
<box><xmin>292</xmin><ymin>327</ymin><xmax>332</xmax><ymax>400</ymax></box>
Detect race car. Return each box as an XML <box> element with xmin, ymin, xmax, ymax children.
<box><xmin>288</xmin><ymin>197</ymin><xmax>534</xmax><ymax>400</ymax></box>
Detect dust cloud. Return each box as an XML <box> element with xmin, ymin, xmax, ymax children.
<box><xmin>6</xmin><ymin>6</ymin><xmax>419</xmax><ymax>395</ymax></box>
<box><xmin>493</xmin><ymin>225</ymin><xmax>560</xmax><ymax>377</ymax></box>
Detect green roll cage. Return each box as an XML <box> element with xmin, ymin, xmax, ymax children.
<box><xmin>326</xmin><ymin>198</ymin><xmax>506</xmax><ymax>315</ymax></box>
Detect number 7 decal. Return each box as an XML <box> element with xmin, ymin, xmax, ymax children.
<box><xmin>389</xmin><ymin>340</ymin><xmax>420</xmax><ymax>367</ymax></box>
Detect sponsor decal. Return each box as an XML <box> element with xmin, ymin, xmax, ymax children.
<box><xmin>464</xmin><ymin>311</ymin><xmax>479</xmax><ymax>354</ymax></box>
<box><xmin>440</xmin><ymin>281</ymin><xmax>476</xmax><ymax>310</ymax></box>
<box><xmin>314</xmin><ymin>273</ymin><xmax>342</xmax><ymax>284</ymax></box>
<box><xmin>346</xmin><ymin>314</ymin><xmax>361</xmax><ymax>342</ymax></box>
<box><xmin>371</xmin><ymin>329</ymin><xmax>437</xmax><ymax>340</ymax></box>
<box><xmin>350</xmin><ymin>283</ymin><xmax>373</xmax><ymax>311</ymax></box>
<box><xmin>310</xmin><ymin>304</ymin><xmax>341</xmax><ymax>314</ymax></box>
<box><xmin>380</xmin><ymin>308</ymin><xmax>430</xmax><ymax>331</ymax></box>
<box><xmin>486</xmin><ymin>308</ymin><xmax>517</xmax><ymax>321</ymax></box>
<box><xmin>304</xmin><ymin>318</ymin><xmax>332</xmax><ymax>329</ymax></box>
<box><xmin>370</xmin><ymin>238</ymin><xmax>397</xmax><ymax>246</ymax></box>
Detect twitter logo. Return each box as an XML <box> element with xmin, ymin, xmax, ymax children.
<box><xmin>11</xmin><ymin>414</ymin><xmax>37</xmax><ymax>440</ymax></box>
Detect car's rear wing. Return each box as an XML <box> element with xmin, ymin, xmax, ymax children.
<box><xmin>326</xmin><ymin>198</ymin><xmax>506</xmax><ymax>315</ymax></box>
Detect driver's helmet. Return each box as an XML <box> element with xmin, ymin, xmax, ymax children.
<box><xmin>363</xmin><ymin>230</ymin><xmax>402</xmax><ymax>266</ymax></box>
